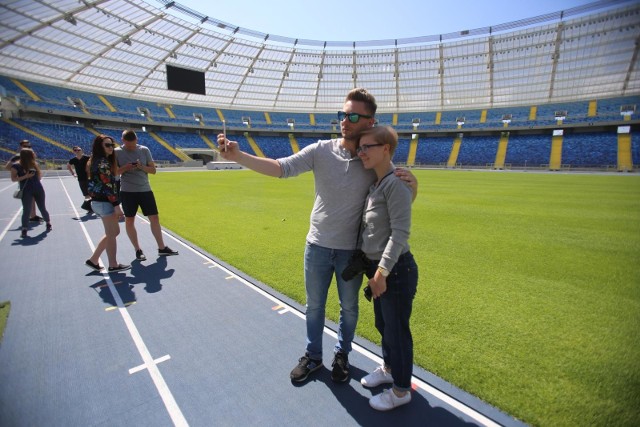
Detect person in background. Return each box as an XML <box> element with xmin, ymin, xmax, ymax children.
<box><xmin>85</xmin><ymin>134</ymin><xmax>130</xmax><ymax>273</ymax></box>
<box><xmin>356</xmin><ymin>126</ymin><xmax>418</xmax><ymax>411</ymax></box>
<box><xmin>115</xmin><ymin>129</ymin><xmax>178</xmax><ymax>261</ymax></box>
<box><xmin>5</xmin><ymin>139</ymin><xmax>42</xmax><ymax>222</ymax></box>
<box><xmin>67</xmin><ymin>145</ymin><xmax>92</xmax><ymax>213</ymax></box>
<box><xmin>10</xmin><ymin>148</ymin><xmax>51</xmax><ymax>238</ymax></box>
<box><xmin>217</xmin><ymin>88</ymin><xmax>418</xmax><ymax>384</ymax></box>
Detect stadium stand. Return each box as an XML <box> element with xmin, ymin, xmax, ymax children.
<box><xmin>504</xmin><ymin>134</ymin><xmax>553</xmax><ymax>168</ymax></box>
<box><xmin>457</xmin><ymin>136</ymin><xmax>501</xmax><ymax>166</ymax></box>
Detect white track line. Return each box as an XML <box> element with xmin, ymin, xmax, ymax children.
<box><xmin>58</xmin><ymin>177</ymin><xmax>188</xmax><ymax>427</ymax></box>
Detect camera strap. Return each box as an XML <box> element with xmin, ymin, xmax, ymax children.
<box><xmin>355</xmin><ymin>169</ymin><xmax>395</xmax><ymax>250</ymax></box>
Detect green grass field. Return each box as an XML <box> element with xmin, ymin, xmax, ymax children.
<box><xmin>151</xmin><ymin>169</ymin><xmax>640</xmax><ymax>427</ymax></box>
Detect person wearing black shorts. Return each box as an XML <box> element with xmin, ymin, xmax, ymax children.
<box><xmin>115</xmin><ymin>129</ymin><xmax>178</xmax><ymax>261</ymax></box>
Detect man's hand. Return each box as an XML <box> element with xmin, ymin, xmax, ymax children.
<box><xmin>216</xmin><ymin>134</ymin><xmax>241</xmax><ymax>161</ymax></box>
<box><xmin>395</xmin><ymin>168</ymin><xmax>418</xmax><ymax>201</ymax></box>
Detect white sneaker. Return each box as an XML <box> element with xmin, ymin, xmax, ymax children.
<box><xmin>369</xmin><ymin>388</ymin><xmax>412</xmax><ymax>411</ymax></box>
<box><xmin>361</xmin><ymin>365</ymin><xmax>393</xmax><ymax>388</ymax></box>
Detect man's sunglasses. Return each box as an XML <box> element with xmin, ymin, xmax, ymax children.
<box><xmin>338</xmin><ymin>111</ymin><xmax>372</xmax><ymax>123</ymax></box>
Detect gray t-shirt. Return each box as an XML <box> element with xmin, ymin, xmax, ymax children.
<box><xmin>278</xmin><ymin>138</ymin><xmax>376</xmax><ymax>250</ymax></box>
<box><xmin>361</xmin><ymin>171</ymin><xmax>412</xmax><ymax>271</ymax></box>
<box><xmin>115</xmin><ymin>145</ymin><xmax>154</xmax><ymax>192</ymax></box>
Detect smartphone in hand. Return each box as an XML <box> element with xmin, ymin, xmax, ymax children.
<box><xmin>222</xmin><ymin>120</ymin><xmax>227</xmax><ymax>151</ymax></box>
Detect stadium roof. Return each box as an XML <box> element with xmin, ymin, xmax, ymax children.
<box><xmin>0</xmin><ymin>0</ymin><xmax>639</xmax><ymax>112</ymax></box>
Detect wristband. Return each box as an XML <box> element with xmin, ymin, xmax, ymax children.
<box><xmin>377</xmin><ymin>266</ymin><xmax>390</xmax><ymax>277</ymax></box>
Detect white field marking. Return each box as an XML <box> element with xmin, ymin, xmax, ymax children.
<box><xmin>59</xmin><ymin>177</ymin><xmax>188</xmax><ymax>427</ymax></box>
<box><xmin>0</xmin><ymin>182</ymin><xmax>18</xmax><ymax>194</ymax></box>
<box><xmin>130</xmin><ymin>355</ymin><xmax>171</xmax><ymax>374</ymax></box>
<box><xmin>154</xmin><ymin>214</ymin><xmax>501</xmax><ymax>427</ymax></box>
<box><xmin>0</xmin><ymin>208</ymin><xmax>22</xmax><ymax>242</ymax></box>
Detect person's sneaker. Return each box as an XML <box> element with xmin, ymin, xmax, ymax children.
<box><xmin>135</xmin><ymin>249</ymin><xmax>146</xmax><ymax>261</ymax></box>
<box><xmin>369</xmin><ymin>388</ymin><xmax>411</xmax><ymax>411</ymax></box>
<box><xmin>29</xmin><ymin>215</ymin><xmax>43</xmax><ymax>222</ymax></box>
<box><xmin>158</xmin><ymin>246</ymin><xmax>179</xmax><ymax>256</ymax></box>
<box><xmin>331</xmin><ymin>350</ymin><xmax>350</xmax><ymax>383</ymax></box>
<box><xmin>21</xmin><ymin>229</ymin><xmax>27</xmax><ymax>238</ymax></box>
<box><xmin>290</xmin><ymin>354</ymin><xmax>323</xmax><ymax>382</ymax></box>
<box><xmin>85</xmin><ymin>259</ymin><xmax>103</xmax><ymax>271</ymax></box>
<box><xmin>46</xmin><ymin>223</ymin><xmax>52</xmax><ymax>232</ymax></box>
<box><xmin>361</xmin><ymin>365</ymin><xmax>393</xmax><ymax>388</ymax></box>
<box><xmin>108</xmin><ymin>264</ymin><xmax>131</xmax><ymax>273</ymax></box>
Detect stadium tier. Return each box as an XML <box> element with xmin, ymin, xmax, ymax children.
<box><xmin>1</xmin><ymin>76</ymin><xmax>638</xmax><ymax>133</ymax></box>
<box><xmin>0</xmin><ymin>104</ymin><xmax>640</xmax><ymax>170</ymax></box>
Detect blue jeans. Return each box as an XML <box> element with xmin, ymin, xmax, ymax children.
<box><xmin>304</xmin><ymin>243</ymin><xmax>363</xmax><ymax>361</ymax></box>
<box><xmin>366</xmin><ymin>252</ymin><xmax>418</xmax><ymax>392</ymax></box>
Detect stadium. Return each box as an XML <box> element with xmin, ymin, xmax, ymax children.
<box><xmin>0</xmin><ymin>0</ymin><xmax>639</xmax><ymax>426</ymax></box>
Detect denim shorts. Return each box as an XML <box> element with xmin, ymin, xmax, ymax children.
<box><xmin>91</xmin><ymin>201</ymin><xmax>115</xmax><ymax>217</ymax></box>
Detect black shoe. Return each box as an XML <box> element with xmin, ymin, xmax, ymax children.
<box><xmin>108</xmin><ymin>264</ymin><xmax>131</xmax><ymax>273</ymax></box>
<box><xmin>85</xmin><ymin>259</ymin><xmax>103</xmax><ymax>271</ymax></box>
<box><xmin>158</xmin><ymin>246</ymin><xmax>178</xmax><ymax>256</ymax></box>
<box><xmin>331</xmin><ymin>351</ymin><xmax>350</xmax><ymax>383</ymax></box>
<box><xmin>29</xmin><ymin>215</ymin><xmax>43</xmax><ymax>222</ymax></box>
<box><xmin>135</xmin><ymin>249</ymin><xmax>146</xmax><ymax>261</ymax></box>
<box><xmin>290</xmin><ymin>354</ymin><xmax>323</xmax><ymax>382</ymax></box>
<box><xmin>46</xmin><ymin>223</ymin><xmax>52</xmax><ymax>232</ymax></box>
<box><xmin>21</xmin><ymin>229</ymin><xmax>27</xmax><ymax>238</ymax></box>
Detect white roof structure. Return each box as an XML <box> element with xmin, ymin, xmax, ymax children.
<box><xmin>0</xmin><ymin>0</ymin><xmax>639</xmax><ymax>112</ymax></box>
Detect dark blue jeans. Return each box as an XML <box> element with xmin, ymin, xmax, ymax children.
<box><xmin>365</xmin><ymin>252</ymin><xmax>418</xmax><ymax>392</ymax></box>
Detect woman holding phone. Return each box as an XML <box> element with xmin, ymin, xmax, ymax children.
<box><xmin>85</xmin><ymin>134</ymin><xmax>130</xmax><ymax>273</ymax></box>
<box><xmin>10</xmin><ymin>148</ymin><xmax>51</xmax><ymax>238</ymax></box>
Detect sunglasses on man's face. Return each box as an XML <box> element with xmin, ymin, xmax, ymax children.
<box><xmin>338</xmin><ymin>111</ymin><xmax>372</xmax><ymax>123</ymax></box>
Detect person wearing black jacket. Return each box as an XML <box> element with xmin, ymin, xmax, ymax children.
<box><xmin>67</xmin><ymin>146</ymin><xmax>92</xmax><ymax>213</ymax></box>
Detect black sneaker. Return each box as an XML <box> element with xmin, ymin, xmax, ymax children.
<box><xmin>135</xmin><ymin>249</ymin><xmax>146</xmax><ymax>261</ymax></box>
<box><xmin>290</xmin><ymin>354</ymin><xmax>323</xmax><ymax>382</ymax></box>
<box><xmin>331</xmin><ymin>351</ymin><xmax>350</xmax><ymax>383</ymax></box>
<box><xmin>108</xmin><ymin>264</ymin><xmax>131</xmax><ymax>273</ymax></box>
<box><xmin>158</xmin><ymin>246</ymin><xmax>178</xmax><ymax>256</ymax></box>
<box><xmin>21</xmin><ymin>229</ymin><xmax>27</xmax><ymax>238</ymax></box>
<box><xmin>85</xmin><ymin>259</ymin><xmax>103</xmax><ymax>271</ymax></box>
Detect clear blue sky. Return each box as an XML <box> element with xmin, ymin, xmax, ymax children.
<box><xmin>174</xmin><ymin>0</ymin><xmax>606</xmax><ymax>42</ymax></box>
